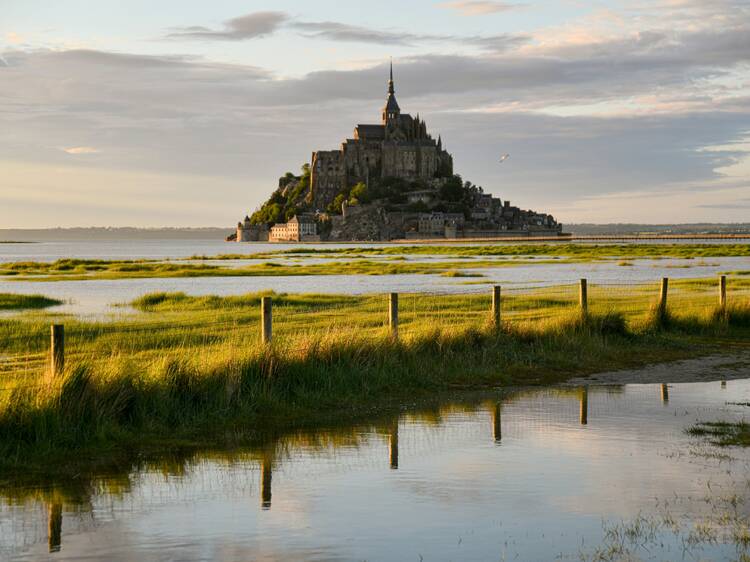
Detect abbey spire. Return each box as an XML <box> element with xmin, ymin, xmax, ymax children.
<box><xmin>382</xmin><ymin>60</ymin><xmax>400</xmax><ymax>124</ymax></box>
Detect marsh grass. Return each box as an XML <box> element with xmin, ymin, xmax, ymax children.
<box><xmin>439</xmin><ymin>270</ymin><xmax>484</xmax><ymax>278</ymax></box>
<box><xmin>0</xmin><ymin>257</ymin><xmax>558</xmax><ymax>281</ymax></box>
<box><xmin>236</xmin><ymin>243</ymin><xmax>750</xmax><ymax>260</ymax></box>
<box><xmin>0</xmin><ymin>293</ymin><xmax>63</xmax><ymax>310</ymax></box>
<box><xmin>1</xmin><ymin>279</ymin><xmax>749</xmax><ymax>467</ymax></box>
<box><xmin>0</xmin><ymin>311</ymin><xmax>687</xmax><ymax>466</ymax></box>
<box><xmin>688</xmin><ymin>422</ymin><xmax>750</xmax><ymax>447</ymax></box>
<box><xmin>5</xmin><ymin>243</ymin><xmax>750</xmax><ymax>282</ymax></box>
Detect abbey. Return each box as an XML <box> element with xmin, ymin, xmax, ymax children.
<box><xmin>310</xmin><ymin>63</ymin><xmax>454</xmax><ymax>210</ymax></box>
<box><xmin>232</xmin><ymin>63</ymin><xmax>564</xmax><ymax>242</ymax></box>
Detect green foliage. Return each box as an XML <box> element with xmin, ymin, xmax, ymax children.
<box><xmin>250</xmin><ymin>163</ymin><xmax>312</xmax><ymax>226</ymax></box>
<box><xmin>439</xmin><ymin>175</ymin><xmax>465</xmax><ymax>202</ymax></box>
<box><xmin>327</xmin><ymin>192</ymin><xmax>348</xmax><ymax>214</ymax></box>
<box><xmin>405</xmin><ymin>201</ymin><xmax>429</xmax><ymax>213</ymax></box>
<box><xmin>348</xmin><ymin>182</ymin><xmax>368</xmax><ymax>205</ymax></box>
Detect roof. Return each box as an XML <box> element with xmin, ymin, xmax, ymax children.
<box><xmin>355</xmin><ymin>124</ymin><xmax>385</xmax><ymax>140</ymax></box>
<box><xmin>384</xmin><ymin>93</ymin><xmax>400</xmax><ymax>113</ymax></box>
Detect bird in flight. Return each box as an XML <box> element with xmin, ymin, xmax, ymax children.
<box><xmin>499</xmin><ymin>153</ymin><xmax>510</xmax><ymax>163</ymax></box>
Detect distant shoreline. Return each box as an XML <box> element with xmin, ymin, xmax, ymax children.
<box><xmin>1</xmin><ymin>225</ymin><xmax>749</xmax><ymax>243</ymax></box>
<box><xmin>232</xmin><ymin>233</ymin><xmax>750</xmax><ymax>244</ymax></box>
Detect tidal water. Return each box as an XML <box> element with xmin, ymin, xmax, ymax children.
<box><xmin>1</xmin><ymin>238</ymin><xmax>749</xmax><ymax>263</ymax></box>
<box><xmin>1</xmin><ymin>240</ymin><xmax>748</xmax><ymax>316</ymax></box>
<box><xmin>1</xmin><ymin>380</ymin><xmax>749</xmax><ymax>561</ymax></box>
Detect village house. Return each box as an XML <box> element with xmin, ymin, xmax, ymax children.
<box><xmin>268</xmin><ymin>215</ymin><xmax>319</xmax><ymax>242</ymax></box>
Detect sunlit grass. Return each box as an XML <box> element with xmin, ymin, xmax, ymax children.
<box><xmin>225</xmin><ymin>243</ymin><xmax>750</xmax><ymax>261</ymax></box>
<box><xmin>0</xmin><ymin>257</ymin><xmax>565</xmax><ymax>281</ymax></box>
<box><xmin>0</xmin><ymin>276</ymin><xmax>749</xmax><ymax>467</ymax></box>
<box><xmin>0</xmin><ymin>293</ymin><xmax>63</xmax><ymax>310</ymax></box>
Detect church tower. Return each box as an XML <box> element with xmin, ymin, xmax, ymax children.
<box><xmin>382</xmin><ymin>61</ymin><xmax>400</xmax><ymax>124</ymax></box>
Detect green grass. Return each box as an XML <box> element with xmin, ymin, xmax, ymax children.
<box><xmin>0</xmin><ymin>293</ymin><xmax>63</xmax><ymax>310</ymax></box>
<box><xmin>3</xmin><ymin>242</ymin><xmax>748</xmax><ymax>282</ymax></box>
<box><xmin>688</xmin><ymin>422</ymin><xmax>750</xmax><ymax>446</ymax></box>
<box><xmin>1</xmin><ymin>279</ymin><xmax>750</xmax><ymax>472</ymax></box>
<box><xmin>221</xmin><ymin>243</ymin><xmax>750</xmax><ymax>260</ymax></box>
<box><xmin>0</xmin><ymin>257</ymin><xmax>565</xmax><ymax>281</ymax></box>
<box><xmin>439</xmin><ymin>270</ymin><xmax>484</xmax><ymax>278</ymax></box>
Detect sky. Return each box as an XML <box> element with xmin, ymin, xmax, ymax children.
<box><xmin>1</xmin><ymin>0</ymin><xmax>749</xmax><ymax>227</ymax></box>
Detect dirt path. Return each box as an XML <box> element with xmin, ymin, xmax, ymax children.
<box><xmin>567</xmin><ymin>350</ymin><xmax>750</xmax><ymax>385</ymax></box>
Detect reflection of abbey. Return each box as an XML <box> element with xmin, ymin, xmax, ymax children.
<box><xmin>232</xmin><ymin>64</ymin><xmax>563</xmax><ymax>242</ymax></box>
<box><xmin>309</xmin><ymin>63</ymin><xmax>454</xmax><ymax>210</ymax></box>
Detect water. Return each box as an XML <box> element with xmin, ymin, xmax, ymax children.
<box><xmin>1</xmin><ymin>380</ymin><xmax>749</xmax><ymax>561</ymax></box>
<box><xmin>1</xmin><ymin>238</ymin><xmax>748</xmax><ymax>263</ymax></box>
<box><xmin>1</xmin><ymin>240</ymin><xmax>748</xmax><ymax>316</ymax></box>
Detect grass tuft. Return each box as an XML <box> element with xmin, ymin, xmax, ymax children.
<box><xmin>0</xmin><ymin>293</ymin><xmax>63</xmax><ymax>310</ymax></box>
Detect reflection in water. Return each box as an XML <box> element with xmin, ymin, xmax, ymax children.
<box><xmin>661</xmin><ymin>383</ymin><xmax>669</xmax><ymax>403</ymax></box>
<box><xmin>46</xmin><ymin>503</ymin><xmax>61</xmax><ymax>553</ymax></box>
<box><xmin>389</xmin><ymin>423</ymin><xmax>399</xmax><ymax>470</ymax></box>
<box><xmin>579</xmin><ymin>386</ymin><xmax>588</xmax><ymax>425</ymax></box>
<box><xmin>1</xmin><ymin>380</ymin><xmax>749</xmax><ymax>561</ymax></box>
<box><xmin>260</xmin><ymin>456</ymin><xmax>273</xmax><ymax>510</ymax></box>
<box><xmin>493</xmin><ymin>402</ymin><xmax>502</xmax><ymax>442</ymax></box>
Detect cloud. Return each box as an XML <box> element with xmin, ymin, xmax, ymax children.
<box><xmin>166</xmin><ymin>11</ymin><xmax>289</xmax><ymax>41</ymax></box>
<box><xmin>165</xmin><ymin>11</ymin><xmax>527</xmax><ymax>49</ymax></box>
<box><xmin>290</xmin><ymin>21</ymin><xmax>436</xmax><ymax>46</ymax></box>
<box><xmin>62</xmin><ymin>146</ymin><xmax>99</xmax><ymax>154</ymax></box>
<box><xmin>438</xmin><ymin>1</ymin><xmax>525</xmax><ymax>16</ymax></box>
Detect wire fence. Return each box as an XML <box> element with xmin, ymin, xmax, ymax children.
<box><xmin>1</xmin><ymin>275</ymin><xmax>748</xmax><ymax>391</ymax></box>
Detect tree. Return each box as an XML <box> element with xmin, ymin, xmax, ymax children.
<box><xmin>439</xmin><ymin>175</ymin><xmax>464</xmax><ymax>202</ymax></box>
<box><xmin>284</xmin><ymin>205</ymin><xmax>298</xmax><ymax>221</ymax></box>
<box><xmin>327</xmin><ymin>193</ymin><xmax>347</xmax><ymax>214</ymax></box>
<box><xmin>349</xmin><ymin>182</ymin><xmax>368</xmax><ymax>205</ymax></box>
<box><xmin>405</xmin><ymin>201</ymin><xmax>429</xmax><ymax>213</ymax></box>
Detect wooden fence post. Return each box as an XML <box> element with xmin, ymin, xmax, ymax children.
<box><xmin>50</xmin><ymin>324</ymin><xmax>64</xmax><ymax>378</ymax></box>
<box><xmin>261</xmin><ymin>296</ymin><xmax>272</xmax><ymax>344</ymax></box>
<box><xmin>492</xmin><ymin>285</ymin><xmax>501</xmax><ymax>329</ymax></box>
<box><xmin>579</xmin><ymin>279</ymin><xmax>588</xmax><ymax>315</ymax></box>
<box><xmin>389</xmin><ymin>293</ymin><xmax>399</xmax><ymax>339</ymax></box>
<box><xmin>719</xmin><ymin>275</ymin><xmax>727</xmax><ymax>308</ymax></box>
<box><xmin>659</xmin><ymin>277</ymin><xmax>669</xmax><ymax>312</ymax></box>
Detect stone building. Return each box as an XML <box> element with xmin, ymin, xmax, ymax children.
<box><xmin>310</xmin><ymin>63</ymin><xmax>453</xmax><ymax>209</ymax></box>
<box><xmin>236</xmin><ymin>216</ymin><xmax>269</xmax><ymax>242</ymax></box>
<box><xmin>236</xmin><ymin>216</ymin><xmax>252</xmax><ymax>242</ymax></box>
<box><xmin>418</xmin><ymin>212</ymin><xmax>465</xmax><ymax>235</ymax></box>
<box><xmin>269</xmin><ymin>215</ymin><xmax>319</xmax><ymax>242</ymax></box>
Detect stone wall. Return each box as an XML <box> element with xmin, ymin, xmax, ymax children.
<box><xmin>310</xmin><ymin>150</ymin><xmax>346</xmax><ymax>209</ymax></box>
